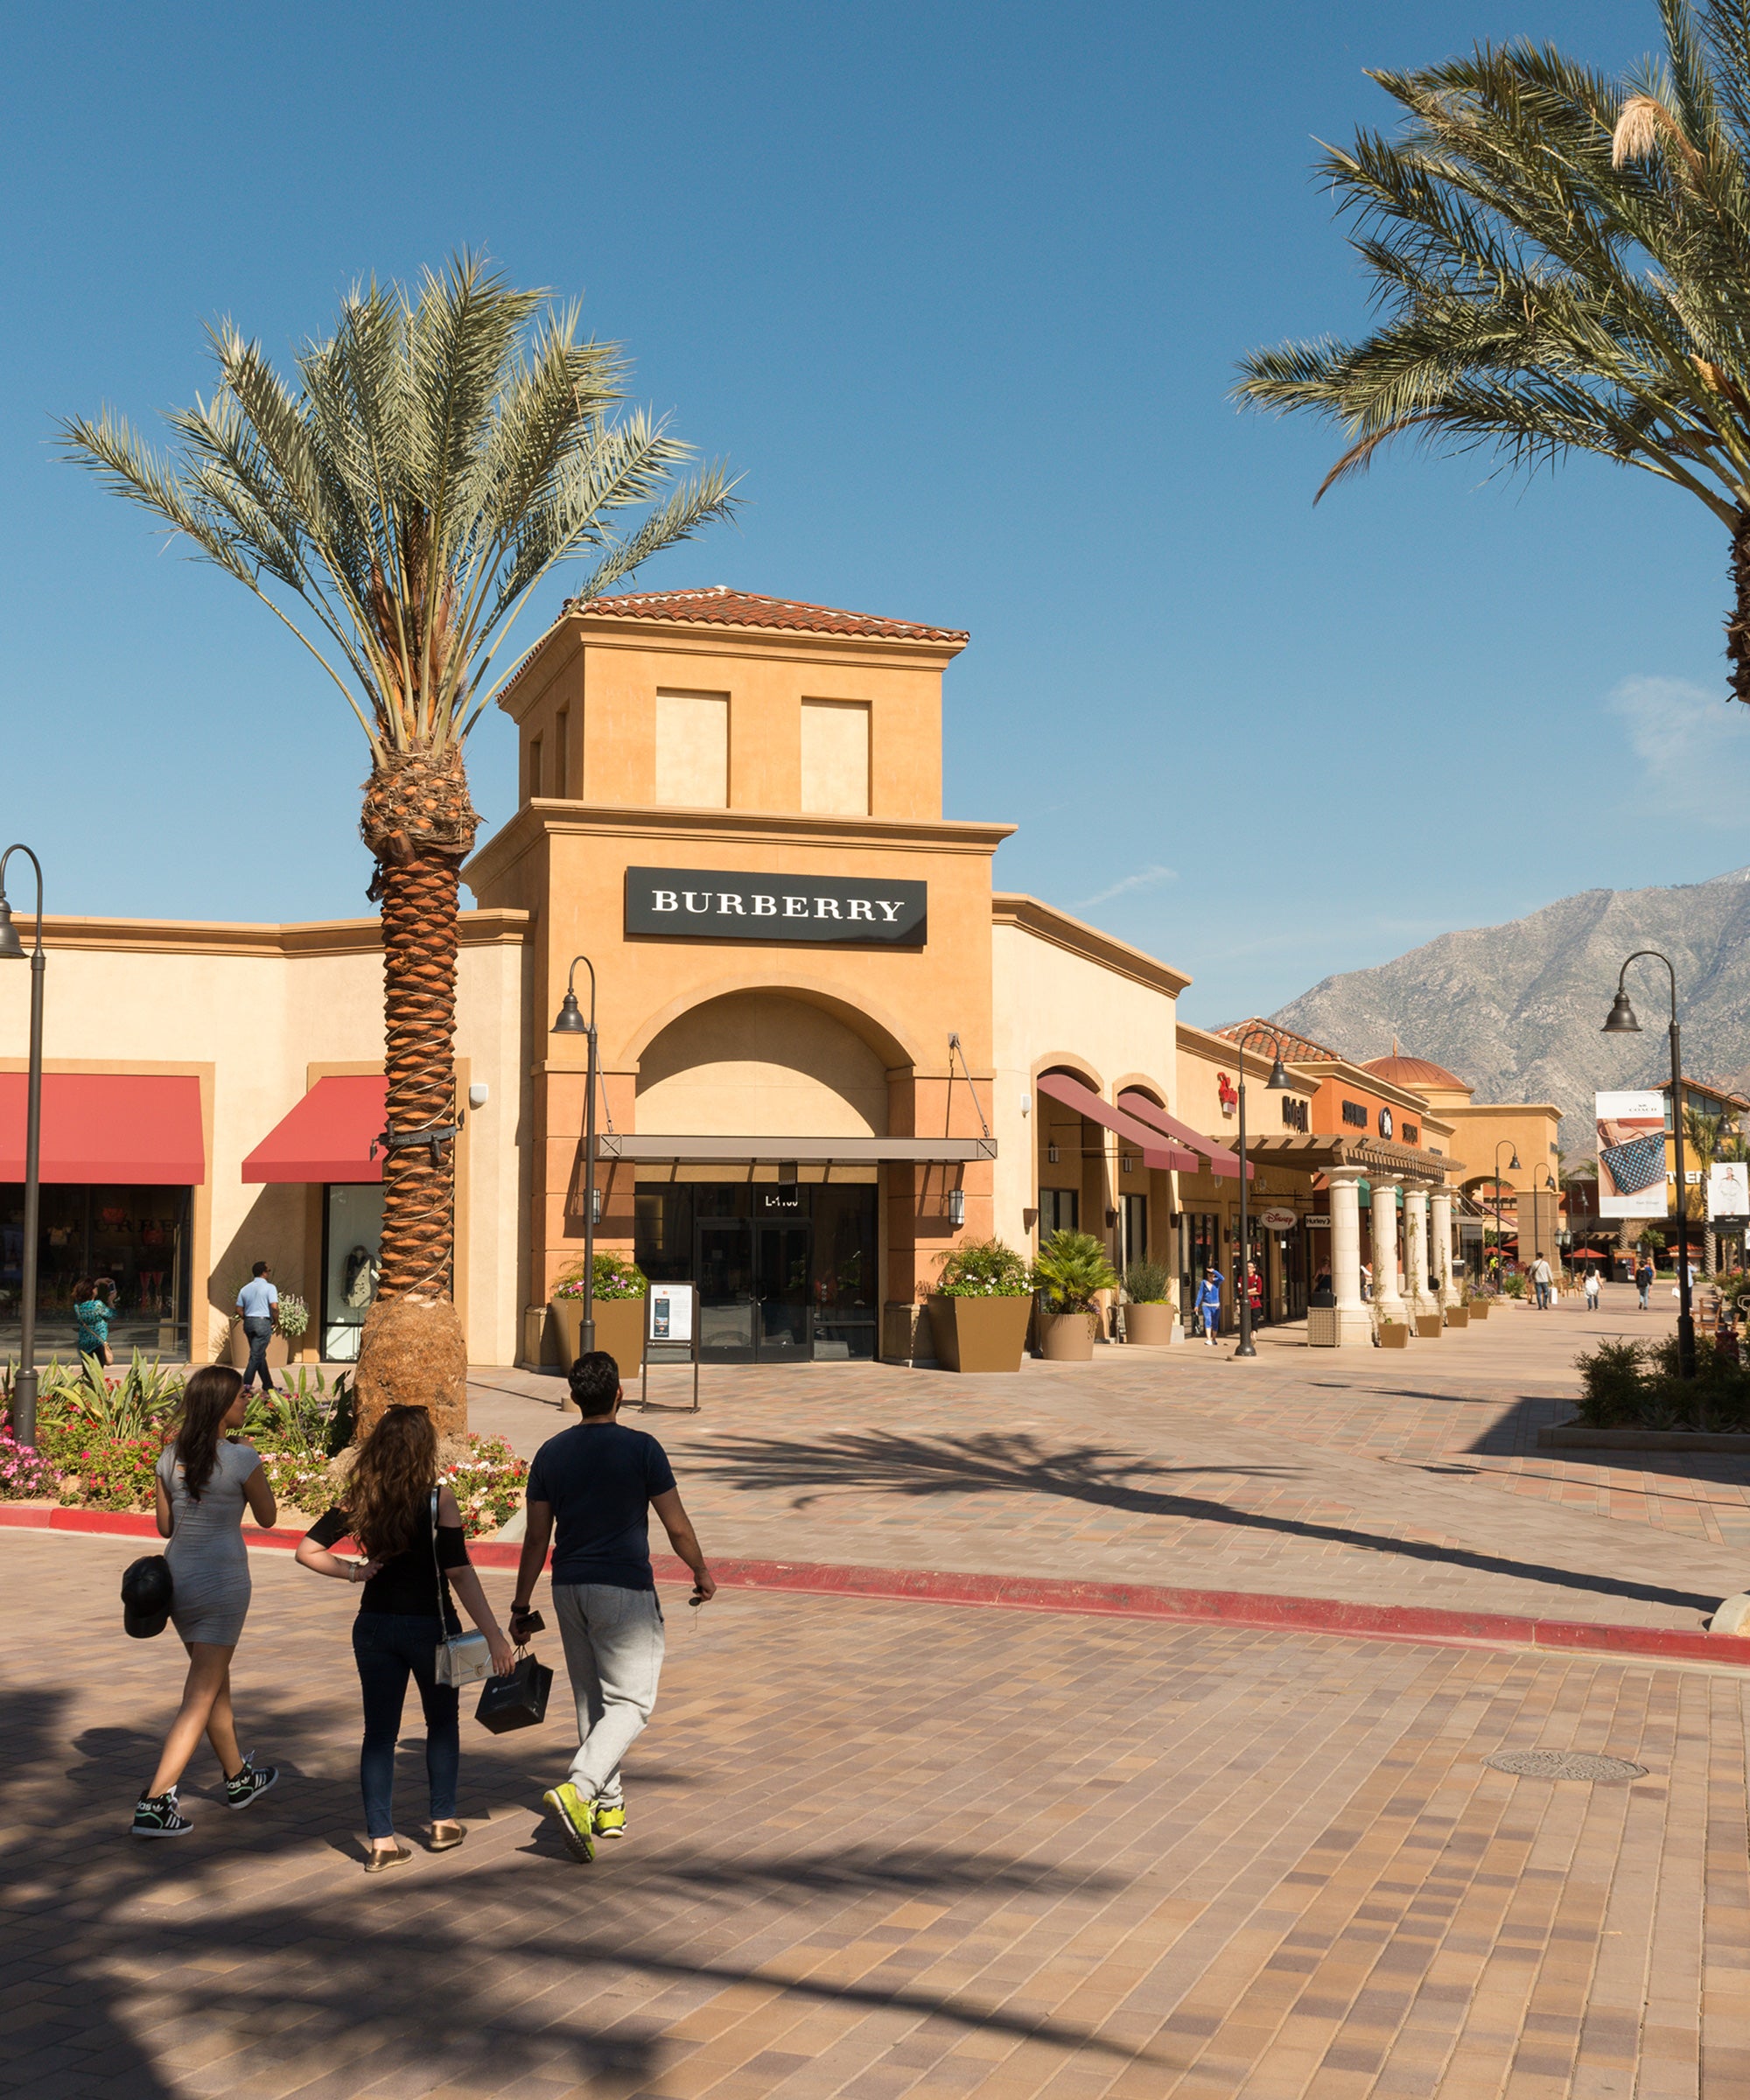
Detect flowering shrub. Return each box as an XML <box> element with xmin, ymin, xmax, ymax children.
<box><xmin>0</xmin><ymin>1431</ymin><xmax>60</xmax><ymax>1501</ymax></box>
<box><xmin>66</xmin><ymin>1434</ymin><xmax>164</xmax><ymax>1513</ymax></box>
<box><xmin>443</xmin><ymin>1432</ymin><xmax>528</xmax><ymax>1536</ymax></box>
<box><xmin>258</xmin><ymin>1450</ymin><xmax>339</xmax><ymax>1518</ymax></box>
<box><xmin>555</xmin><ymin>1251</ymin><xmax>647</xmax><ymax>1301</ymax></box>
<box><xmin>934</xmin><ymin>1239</ymin><xmax>1032</xmax><ymax>1298</ymax></box>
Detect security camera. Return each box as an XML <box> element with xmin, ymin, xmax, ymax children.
<box><xmin>467</xmin><ymin>1082</ymin><xmax>490</xmax><ymax>1110</ymax></box>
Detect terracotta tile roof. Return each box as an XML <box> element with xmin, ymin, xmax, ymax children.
<box><xmin>565</xmin><ymin>585</ymin><xmax>969</xmax><ymax>645</ymax></box>
<box><xmin>1216</xmin><ymin>1018</ymin><xmax>1348</xmax><ymax>1064</ymax></box>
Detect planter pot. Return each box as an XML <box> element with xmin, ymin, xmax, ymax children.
<box><xmin>1446</xmin><ymin>1305</ymin><xmax>1469</xmax><ymax>1328</ymax></box>
<box><xmin>550</xmin><ymin>1293</ymin><xmax>647</xmax><ymax>1375</ymax></box>
<box><xmin>228</xmin><ymin>1322</ymin><xmax>289</xmax><ymax>1371</ymax></box>
<box><xmin>1469</xmin><ymin>1299</ymin><xmax>1490</xmax><ymax>1320</ymax></box>
<box><xmin>927</xmin><ymin>1294</ymin><xmax>1032</xmax><ymax>1374</ymax></box>
<box><xmin>1040</xmin><ymin>1310</ymin><xmax>1098</xmax><ymax>1362</ymax></box>
<box><xmin>1415</xmin><ymin>1314</ymin><xmax>1443</xmax><ymax>1340</ymax></box>
<box><xmin>1378</xmin><ymin>1323</ymin><xmax>1410</xmax><ymax>1349</ymax></box>
<box><xmin>1124</xmin><ymin>1302</ymin><xmax>1177</xmax><ymax>1348</ymax></box>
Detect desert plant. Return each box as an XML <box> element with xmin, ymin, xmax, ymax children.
<box><xmin>935</xmin><ymin>1239</ymin><xmax>1032</xmax><ymax>1297</ymax></box>
<box><xmin>37</xmin><ymin>1351</ymin><xmax>182</xmax><ymax>1442</ymax></box>
<box><xmin>246</xmin><ymin>1365</ymin><xmax>348</xmax><ymax>1464</ymax></box>
<box><xmin>1123</xmin><ymin>1258</ymin><xmax>1172</xmax><ymax>1304</ymax></box>
<box><xmin>554</xmin><ymin>1251</ymin><xmax>648</xmax><ymax>1301</ymax></box>
<box><xmin>1032</xmin><ymin>1229</ymin><xmax>1119</xmax><ymax>1312</ymax></box>
<box><xmin>62</xmin><ymin>256</ymin><xmax>734</xmax><ymax>1336</ymax></box>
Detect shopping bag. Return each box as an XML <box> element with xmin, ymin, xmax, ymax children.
<box><xmin>475</xmin><ymin>1654</ymin><xmax>553</xmax><ymax>1733</ymax></box>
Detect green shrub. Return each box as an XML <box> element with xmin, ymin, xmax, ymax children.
<box><xmin>1123</xmin><ymin>1258</ymin><xmax>1172</xmax><ymax>1304</ymax></box>
<box><xmin>1499</xmin><ymin>1271</ymin><xmax>1528</xmax><ymax>1298</ymax></box>
<box><xmin>1032</xmin><ymin>1229</ymin><xmax>1118</xmax><ymax>1312</ymax></box>
<box><xmin>554</xmin><ymin>1251</ymin><xmax>647</xmax><ymax>1301</ymax></box>
<box><xmin>935</xmin><ymin>1239</ymin><xmax>1032</xmax><ymax>1297</ymax></box>
<box><xmin>1573</xmin><ymin>1334</ymin><xmax>1750</xmax><ymax>1432</ymax></box>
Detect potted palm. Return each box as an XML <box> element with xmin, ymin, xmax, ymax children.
<box><xmin>1032</xmin><ymin>1229</ymin><xmax>1118</xmax><ymax>1362</ymax></box>
<box><xmin>552</xmin><ymin>1252</ymin><xmax>648</xmax><ymax>1375</ymax></box>
<box><xmin>1122</xmin><ymin>1260</ymin><xmax>1177</xmax><ymax>1347</ymax></box>
<box><xmin>927</xmin><ymin>1240</ymin><xmax>1033</xmax><ymax>1373</ymax></box>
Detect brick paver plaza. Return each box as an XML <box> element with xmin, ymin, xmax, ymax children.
<box><xmin>6</xmin><ymin>1286</ymin><xmax>1750</xmax><ymax>2096</ymax></box>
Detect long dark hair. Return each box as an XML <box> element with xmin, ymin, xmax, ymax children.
<box><xmin>347</xmin><ymin>1406</ymin><xmax>438</xmax><ymax>1561</ymax></box>
<box><xmin>174</xmin><ymin>1365</ymin><xmax>243</xmax><ymax>1501</ymax></box>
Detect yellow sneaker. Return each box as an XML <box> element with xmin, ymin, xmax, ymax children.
<box><xmin>592</xmin><ymin>1798</ymin><xmax>626</xmax><ymax>1841</ymax></box>
<box><xmin>542</xmin><ymin>1783</ymin><xmax>595</xmax><ymax>1862</ymax></box>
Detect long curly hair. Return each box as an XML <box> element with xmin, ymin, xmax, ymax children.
<box><xmin>347</xmin><ymin>1405</ymin><xmax>438</xmax><ymax>1561</ymax></box>
<box><xmin>175</xmin><ymin>1365</ymin><xmax>243</xmax><ymax>1501</ymax></box>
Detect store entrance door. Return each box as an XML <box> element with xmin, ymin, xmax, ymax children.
<box><xmin>695</xmin><ymin>1215</ymin><xmax>815</xmax><ymax>1362</ymax></box>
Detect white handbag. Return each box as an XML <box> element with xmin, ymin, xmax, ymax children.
<box><xmin>428</xmin><ymin>1489</ymin><xmax>491</xmax><ymax>1687</ymax></box>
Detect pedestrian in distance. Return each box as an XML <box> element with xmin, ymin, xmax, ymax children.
<box><xmin>234</xmin><ymin>1261</ymin><xmax>280</xmax><ymax>1397</ymax></box>
<box><xmin>510</xmin><ymin>1351</ymin><xmax>716</xmax><ymax>1864</ymax></box>
<box><xmin>1244</xmin><ymin>1261</ymin><xmax>1264</xmax><ymax>1320</ymax></box>
<box><xmin>74</xmin><ymin>1275</ymin><xmax>117</xmax><ymax>1368</ymax></box>
<box><xmin>1530</xmin><ymin>1253</ymin><xmax>1553</xmax><ymax>1312</ymax></box>
<box><xmin>1194</xmin><ymin>1268</ymin><xmax>1224</xmax><ymax>1346</ymax></box>
<box><xmin>132</xmin><ymin>1366</ymin><xmax>280</xmax><ymax>1838</ymax></box>
<box><xmin>1636</xmin><ymin>1254</ymin><xmax>1655</xmax><ymax>1311</ymax></box>
<box><xmin>1585</xmin><ymin>1264</ymin><xmax>1601</xmax><ymax>1312</ymax></box>
<box><xmin>295</xmin><ymin>1404</ymin><xmax>514</xmax><ymax>1872</ymax></box>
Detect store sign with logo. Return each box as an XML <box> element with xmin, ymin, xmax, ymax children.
<box><xmin>625</xmin><ymin>866</ymin><xmax>927</xmax><ymax>947</ymax></box>
<box><xmin>1257</xmin><ymin>1207</ymin><xmax>1299</xmax><ymax>1231</ymax></box>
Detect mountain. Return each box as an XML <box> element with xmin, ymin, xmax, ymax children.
<box><xmin>1266</xmin><ymin>869</ymin><xmax>1750</xmax><ymax>1152</ymax></box>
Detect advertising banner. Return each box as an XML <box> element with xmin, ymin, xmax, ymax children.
<box><xmin>1708</xmin><ymin>1160</ymin><xmax>1750</xmax><ymax>1221</ymax></box>
<box><xmin>1595</xmin><ymin>1090</ymin><xmax>1668</xmax><ymax>1218</ymax></box>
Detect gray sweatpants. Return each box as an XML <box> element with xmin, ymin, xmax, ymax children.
<box><xmin>553</xmin><ymin>1583</ymin><xmax>666</xmax><ymax>1801</ymax></box>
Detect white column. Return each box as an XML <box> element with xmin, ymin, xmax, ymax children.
<box><xmin>1430</xmin><ymin>1186</ymin><xmax>1458</xmax><ymax>1306</ymax></box>
<box><xmin>1404</xmin><ymin>1185</ymin><xmax>1433</xmax><ymax>1320</ymax></box>
<box><xmin>1370</xmin><ymin>1175</ymin><xmax>1407</xmax><ymax>1321</ymax></box>
<box><xmin>1326</xmin><ymin>1166</ymin><xmax>1374</xmax><ymax>1348</ymax></box>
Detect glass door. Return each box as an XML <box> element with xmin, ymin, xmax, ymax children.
<box><xmin>697</xmin><ymin>1218</ymin><xmax>756</xmax><ymax>1360</ymax></box>
<box><xmin>755</xmin><ymin>1221</ymin><xmax>812</xmax><ymax>1359</ymax></box>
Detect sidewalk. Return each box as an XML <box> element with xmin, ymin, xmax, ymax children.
<box><xmin>467</xmin><ymin>1287</ymin><xmax>1750</xmax><ymax>1634</ymax></box>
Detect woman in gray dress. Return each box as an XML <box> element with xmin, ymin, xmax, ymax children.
<box><xmin>132</xmin><ymin>1365</ymin><xmax>281</xmax><ymax>1838</ymax></box>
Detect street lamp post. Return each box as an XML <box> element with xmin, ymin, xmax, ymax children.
<box><xmin>1229</xmin><ymin>1027</ymin><xmax>1292</xmax><ymax>1358</ymax></box>
<box><xmin>1604</xmin><ymin>951</ymin><xmax>1696</xmax><ymax>1381</ymax></box>
<box><xmin>551</xmin><ymin>956</ymin><xmax>601</xmax><ymax>1358</ymax></box>
<box><xmin>0</xmin><ymin>847</ymin><xmax>46</xmax><ymax>1449</ymax></box>
<box><xmin>1492</xmin><ymin>1140</ymin><xmax>1520</xmax><ymax>1284</ymax></box>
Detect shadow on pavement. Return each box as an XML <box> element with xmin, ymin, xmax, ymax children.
<box><xmin>5</xmin><ymin>1686</ymin><xmax>1148</xmax><ymax>2096</ymax></box>
<box><xmin>692</xmin><ymin>1429</ymin><xmax>1724</xmax><ymax>1614</ymax></box>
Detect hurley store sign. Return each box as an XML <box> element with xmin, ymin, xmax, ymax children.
<box><xmin>625</xmin><ymin>865</ymin><xmax>928</xmax><ymax>947</ymax></box>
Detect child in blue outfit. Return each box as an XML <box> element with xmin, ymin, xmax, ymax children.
<box><xmin>1194</xmin><ymin>1269</ymin><xmax>1224</xmax><ymax>1347</ymax></box>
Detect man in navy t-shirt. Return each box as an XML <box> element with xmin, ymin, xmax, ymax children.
<box><xmin>510</xmin><ymin>1350</ymin><xmax>715</xmax><ymax>1862</ymax></box>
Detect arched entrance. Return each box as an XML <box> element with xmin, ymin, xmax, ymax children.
<box><xmin>630</xmin><ymin>992</ymin><xmax>889</xmax><ymax>1362</ymax></box>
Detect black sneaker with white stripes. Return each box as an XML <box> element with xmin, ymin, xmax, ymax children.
<box><xmin>225</xmin><ymin>1753</ymin><xmax>278</xmax><ymax>1810</ymax></box>
<box><xmin>131</xmin><ymin>1788</ymin><xmax>192</xmax><ymax>1838</ymax></box>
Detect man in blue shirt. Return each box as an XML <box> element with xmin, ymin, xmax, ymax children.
<box><xmin>234</xmin><ymin>1261</ymin><xmax>280</xmax><ymax>1397</ymax></box>
<box><xmin>511</xmin><ymin>1351</ymin><xmax>715</xmax><ymax>1862</ymax></box>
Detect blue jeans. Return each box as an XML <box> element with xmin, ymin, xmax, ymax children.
<box><xmin>240</xmin><ymin>1316</ymin><xmax>276</xmax><ymax>1392</ymax></box>
<box><xmin>1534</xmin><ymin>1281</ymin><xmax>1550</xmax><ymax>1310</ymax></box>
<box><xmin>352</xmin><ymin>1613</ymin><xmax>458</xmax><ymax>1838</ymax></box>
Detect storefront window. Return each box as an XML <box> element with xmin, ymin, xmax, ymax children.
<box><xmin>323</xmin><ymin>1184</ymin><xmax>383</xmax><ymax>1361</ymax></box>
<box><xmin>0</xmin><ymin>1184</ymin><xmax>192</xmax><ymax>1359</ymax></box>
<box><xmin>1039</xmin><ymin>1188</ymin><xmax>1079</xmax><ymax>1236</ymax></box>
<box><xmin>1122</xmin><ymin>1194</ymin><xmax>1147</xmax><ymax>1272</ymax></box>
<box><xmin>1179</xmin><ymin>1211</ymin><xmax>1221</xmax><ymax>1331</ymax></box>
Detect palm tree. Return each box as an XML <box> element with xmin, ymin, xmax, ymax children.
<box><xmin>62</xmin><ymin>255</ymin><xmax>734</xmax><ymax>1363</ymax></box>
<box><xmin>1236</xmin><ymin>1</ymin><xmax>1750</xmax><ymax>702</ymax></box>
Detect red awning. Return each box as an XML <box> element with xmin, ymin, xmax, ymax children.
<box><xmin>0</xmin><ymin>1073</ymin><xmax>205</xmax><ymax>1185</ymax></box>
<box><xmin>243</xmin><ymin>1075</ymin><xmax>387</xmax><ymax>1184</ymax></box>
<box><xmin>1117</xmin><ymin>1088</ymin><xmax>1250</xmax><ymax>1180</ymax></box>
<box><xmin>1034</xmin><ymin>1071</ymin><xmax>1202</xmax><ymax>1172</ymax></box>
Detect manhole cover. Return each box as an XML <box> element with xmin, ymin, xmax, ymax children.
<box><xmin>1485</xmin><ymin>1750</ymin><xmax>1648</xmax><ymax>1782</ymax></box>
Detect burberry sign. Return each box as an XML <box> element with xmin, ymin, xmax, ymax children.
<box><xmin>624</xmin><ymin>865</ymin><xmax>928</xmax><ymax>947</ymax></box>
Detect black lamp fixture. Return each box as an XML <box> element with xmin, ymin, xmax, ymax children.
<box><xmin>1603</xmin><ymin>949</ymin><xmax>1695</xmax><ymax>1383</ymax></box>
<box><xmin>0</xmin><ymin>845</ymin><xmax>46</xmax><ymax>1448</ymax></box>
<box><xmin>550</xmin><ymin>956</ymin><xmax>601</xmax><ymax>1357</ymax></box>
<box><xmin>1228</xmin><ymin>1026</ymin><xmax>1292</xmax><ymax>1357</ymax></box>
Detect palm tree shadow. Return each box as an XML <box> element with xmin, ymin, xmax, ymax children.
<box><xmin>691</xmin><ymin>1430</ymin><xmax>1723</xmax><ymax>1614</ymax></box>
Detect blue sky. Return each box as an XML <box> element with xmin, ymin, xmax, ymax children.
<box><xmin>4</xmin><ymin>0</ymin><xmax>1742</xmax><ymax>1026</ymax></box>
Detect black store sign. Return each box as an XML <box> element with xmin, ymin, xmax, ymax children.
<box><xmin>625</xmin><ymin>865</ymin><xmax>928</xmax><ymax>948</ymax></box>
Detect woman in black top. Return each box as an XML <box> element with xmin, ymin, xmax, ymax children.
<box><xmin>296</xmin><ymin>1405</ymin><xmax>514</xmax><ymax>1872</ymax></box>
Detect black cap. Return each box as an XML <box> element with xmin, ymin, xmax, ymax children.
<box><xmin>121</xmin><ymin>1554</ymin><xmax>174</xmax><ymax>1639</ymax></box>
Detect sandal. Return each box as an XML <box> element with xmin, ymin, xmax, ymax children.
<box><xmin>428</xmin><ymin>1822</ymin><xmax>466</xmax><ymax>1852</ymax></box>
<box><xmin>363</xmin><ymin>1844</ymin><xmax>411</xmax><ymax>1874</ymax></box>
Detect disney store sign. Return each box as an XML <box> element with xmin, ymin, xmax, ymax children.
<box><xmin>624</xmin><ymin>865</ymin><xmax>928</xmax><ymax>948</ymax></box>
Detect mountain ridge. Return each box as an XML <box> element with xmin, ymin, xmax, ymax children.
<box><xmin>1264</xmin><ymin>869</ymin><xmax>1750</xmax><ymax>1151</ymax></box>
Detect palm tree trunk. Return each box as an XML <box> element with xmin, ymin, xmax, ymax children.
<box><xmin>375</xmin><ymin>847</ymin><xmax>459</xmax><ymax>1301</ymax></box>
<box><xmin>1731</xmin><ymin>514</ymin><xmax>1750</xmax><ymax>706</ymax></box>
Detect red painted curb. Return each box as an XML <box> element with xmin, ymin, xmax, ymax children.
<box><xmin>5</xmin><ymin>1504</ymin><xmax>1744</xmax><ymax>1667</ymax></box>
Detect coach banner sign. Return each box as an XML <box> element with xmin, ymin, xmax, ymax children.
<box><xmin>624</xmin><ymin>865</ymin><xmax>928</xmax><ymax>948</ymax></box>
